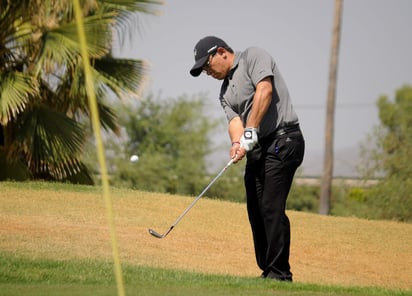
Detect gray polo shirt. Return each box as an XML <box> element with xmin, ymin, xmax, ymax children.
<box><xmin>219</xmin><ymin>47</ymin><xmax>298</xmax><ymax>138</ymax></box>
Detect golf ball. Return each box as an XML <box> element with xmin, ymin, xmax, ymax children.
<box><xmin>130</xmin><ymin>155</ymin><xmax>139</xmax><ymax>162</ymax></box>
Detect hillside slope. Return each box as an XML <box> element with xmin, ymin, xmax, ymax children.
<box><xmin>0</xmin><ymin>182</ymin><xmax>411</xmax><ymax>290</ymax></box>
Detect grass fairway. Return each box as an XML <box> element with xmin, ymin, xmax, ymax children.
<box><xmin>1</xmin><ymin>254</ymin><xmax>409</xmax><ymax>296</ymax></box>
<box><xmin>1</xmin><ymin>181</ymin><xmax>411</xmax><ymax>295</ymax></box>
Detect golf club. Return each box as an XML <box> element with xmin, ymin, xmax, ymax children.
<box><xmin>148</xmin><ymin>158</ymin><xmax>235</xmax><ymax>239</ymax></box>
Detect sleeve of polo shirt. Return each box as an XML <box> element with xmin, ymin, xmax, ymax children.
<box><xmin>219</xmin><ymin>94</ymin><xmax>238</xmax><ymax>122</ymax></box>
<box><xmin>246</xmin><ymin>47</ymin><xmax>275</xmax><ymax>86</ymax></box>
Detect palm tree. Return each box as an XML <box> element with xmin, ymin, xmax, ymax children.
<box><xmin>0</xmin><ymin>0</ymin><xmax>162</xmax><ymax>183</ymax></box>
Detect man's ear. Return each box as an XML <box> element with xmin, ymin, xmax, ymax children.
<box><xmin>217</xmin><ymin>47</ymin><xmax>226</xmax><ymax>56</ymax></box>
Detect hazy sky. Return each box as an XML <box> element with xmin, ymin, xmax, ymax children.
<box><xmin>114</xmin><ymin>0</ymin><xmax>411</xmax><ymax>175</ymax></box>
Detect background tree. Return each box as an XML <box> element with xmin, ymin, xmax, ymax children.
<box><xmin>357</xmin><ymin>85</ymin><xmax>412</xmax><ymax>222</ymax></box>
<box><xmin>107</xmin><ymin>94</ymin><xmax>223</xmax><ymax>195</ymax></box>
<box><xmin>0</xmin><ymin>0</ymin><xmax>161</xmax><ymax>183</ymax></box>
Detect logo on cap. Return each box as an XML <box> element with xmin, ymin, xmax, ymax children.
<box><xmin>207</xmin><ymin>45</ymin><xmax>218</xmax><ymax>54</ymax></box>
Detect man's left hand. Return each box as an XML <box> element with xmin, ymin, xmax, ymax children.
<box><xmin>240</xmin><ymin>127</ymin><xmax>258</xmax><ymax>151</ymax></box>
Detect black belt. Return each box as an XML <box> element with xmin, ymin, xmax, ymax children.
<box><xmin>257</xmin><ymin>123</ymin><xmax>301</xmax><ymax>148</ymax></box>
<box><xmin>275</xmin><ymin>123</ymin><xmax>300</xmax><ymax>137</ymax></box>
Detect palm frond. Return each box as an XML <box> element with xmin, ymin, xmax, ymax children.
<box><xmin>0</xmin><ymin>2</ymin><xmax>34</xmax><ymax>71</ymax></box>
<box><xmin>34</xmin><ymin>12</ymin><xmax>116</xmax><ymax>76</ymax></box>
<box><xmin>96</xmin><ymin>102</ymin><xmax>120</xmax><ymax>134</ymax></box>
<box><xmin>60</xmin><ymin>64</ymin><xmax>123</xmax><ymax>134</ymax></box>
<box><xmin>0</xmin><ymin>71</ymin><xmax>39</xmax><ymax>124</ymax></box>
<box><xmin>99</xmin><ymin>0</ymin><xmax>163</xmax><ymax>47</ymax></box>
<box><xmin>100</xmin><ymin>0</ymin><xmax>163</xmax><ymax>15</ymax></box>
<box><xmin>93</xmin><ymin>57</ymin><xmax>148</xmax><ymax>98</ymax></box>
<box><xmin>66</xmin><ymin>57</ymin><xmax>147</xmax><ymax>110</ymax></box>
<box><xmin>13</xmin><ymin>104</ymin><xmax>86</xmax><ymax>179</ymax></box>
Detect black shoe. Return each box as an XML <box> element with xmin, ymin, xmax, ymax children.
<box><xmin>266</xmin><ymin>271</ymin><xmax>293</xmax><ymax>282</ymax></box>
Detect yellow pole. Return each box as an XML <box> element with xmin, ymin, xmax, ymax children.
<box><xmin>72</xmin><ymin>1</ymin><xmax>125</xmax><ymax>295</ymax></box>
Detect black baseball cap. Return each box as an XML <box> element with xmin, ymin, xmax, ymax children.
<box><xmin>190</xmin><ymin>36</ymin><xmax>230</xmax><ymax>77</ymax></box>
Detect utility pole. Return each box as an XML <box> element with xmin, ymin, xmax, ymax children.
<box><xmin>319</xmin><ymin>0</ymin><xmax>343</xmax><ymax>215</ymax></box>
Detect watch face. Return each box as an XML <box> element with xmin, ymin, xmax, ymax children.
<box><xmin>245</xmin><ymin>131</ymin><xmax>252</xmax><ymax>139</ymax></box>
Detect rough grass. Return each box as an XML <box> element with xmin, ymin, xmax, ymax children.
<box><xmin>0</xmin><ymin>181</ymin><xmax>411</xmax><ymax>292</ymax></box>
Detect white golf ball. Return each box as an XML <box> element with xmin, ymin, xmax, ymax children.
<box><xmin>130</xmin><ymin>155</ymin><xmax>139</xmax><ymax>163</ymax></box>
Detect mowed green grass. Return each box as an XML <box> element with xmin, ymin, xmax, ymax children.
<box><xmin>1</xmin><ymin>181</ymin><xmax>412</xmax><ymax>296</ymax></box>
<box><xmin>0</xmin><ymin>254</ymin><xmax>409</xmax><ymax>296</ymax></box>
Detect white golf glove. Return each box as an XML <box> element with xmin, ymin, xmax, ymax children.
<box><xmin>240</xmin><ymin>127</ymin><xmax>258</xmax><ymax>151</ymax></box>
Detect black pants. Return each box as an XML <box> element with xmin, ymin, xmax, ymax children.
<box><xmin>244</xmin><ymin>129</ymin><xmax>304</xmax><ymax>280</ymax></box>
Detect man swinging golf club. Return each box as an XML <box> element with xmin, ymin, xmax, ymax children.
<box><xmin>190</xmin><ymin>36</ymin><xmax>305</xmax><ymax>282</ymax></box>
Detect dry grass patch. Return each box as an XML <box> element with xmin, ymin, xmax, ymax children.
<box><xmin>0</xmin><ymin>182</ymin><xmax>411</xmax><ymax>291</ymax></box>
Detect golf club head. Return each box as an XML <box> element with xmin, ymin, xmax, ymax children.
<box><xmin>148</xmin><ymin>228</ymin><xmax>163</xmax><ymax>238</ymax></box>
<box><xmin>148</xmin><ymin>227</ymin><xmax>174</xmax><ymax>239</ymax></box>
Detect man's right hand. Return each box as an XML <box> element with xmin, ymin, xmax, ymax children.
<box><xmin>230</xmin><ymin>142</ymin><xmax>246</xmax><ymax>163</ymax></box>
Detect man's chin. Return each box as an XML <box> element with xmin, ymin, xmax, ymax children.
<box><xmin>212</xmin><ymin>74</ymin><xmax>224</xmax><ymax>80</ymax></box>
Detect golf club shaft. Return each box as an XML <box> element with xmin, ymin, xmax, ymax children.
<box><xmin>170</xmin><ymin>158</ymin><xmax>234</xmax><ymax>228</ymax></box>
<box><xmin>149</xmin><ymin>158</ymin><xmax>234</xmax><ymax>238</ymax></box>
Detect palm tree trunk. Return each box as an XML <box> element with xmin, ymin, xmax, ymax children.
<box><xmin>319</xmin><ymin>0</ymin><xmax>343</xmax><ymax>215</ymax></box>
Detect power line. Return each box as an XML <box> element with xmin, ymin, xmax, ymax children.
<box><xmin>295</xmin><ymin>102</ymin><xmax>376</xmax><ymax>109</ymax></box>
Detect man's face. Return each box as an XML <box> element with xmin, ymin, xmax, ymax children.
<box><xmin>202</xmin><ymin>48</ymin><xmax>231</xmax><ymax>80</ymax></box>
